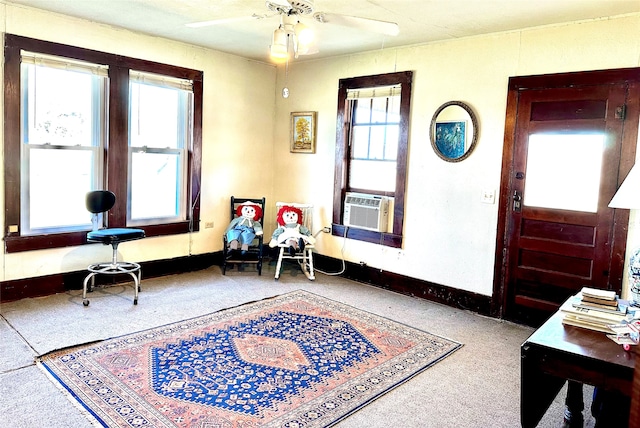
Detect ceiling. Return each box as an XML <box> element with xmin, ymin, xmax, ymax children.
<box><xmin>4</xmin><ymin>0</ymin><xmax>640</xmax><ymax>63</ymax></box>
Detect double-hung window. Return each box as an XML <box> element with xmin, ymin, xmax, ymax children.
<box><xmin>128</xmin><ymin>71</ymin><xmax>192</xmax><ymax>224</ymax></box>
<box><xmin>348</xmin><ymin>85</ymin><xmax>400</xmax><ymax>193</ymax></box>
<box><xmin>333</xmin><ymin>71</ymin><xmax>412</xmax><ymax>248</ymax></box>
<box><xmin>20</xmin><ymin>52</ymin><xmax>107</xmax><ymax>235</ymax></box>
<box><xmin>4</xmin><ymin>34</ymin><xmax>203</xmax><ymax>253</ymax></box>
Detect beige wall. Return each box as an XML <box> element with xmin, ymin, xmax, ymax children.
<box><xmin>273</xmin><ymin>14</ymin><xmax>640</xmax><ymax>296</ymax></box>
<box><xmin>0</xmin><ymin>4</ymin><xmax>278</xmax><ymax>280</ymax></box>
<box><xmin>1</xmin><ymin>3</ymin><xmax>639</xmax><ymax>299</ymax></box>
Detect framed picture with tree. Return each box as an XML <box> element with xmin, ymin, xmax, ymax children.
<box><xmin>290</xmin><ymin>111</ymin><xmax>317</xmax><ymax>153</ymax></box>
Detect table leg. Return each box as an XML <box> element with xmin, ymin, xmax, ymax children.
<box><xmin>521</xmin><ymin>344</ymin><xmax>567</xmax><ymax>428</ymax></box>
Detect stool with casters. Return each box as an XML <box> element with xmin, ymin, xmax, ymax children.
<box><xmin>82</xmin><ymin>190</ymin><xmax>145</xmax><ymax>306</ymax></box>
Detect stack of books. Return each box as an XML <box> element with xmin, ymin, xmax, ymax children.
<box><xmin>560</xmin><ymin>287</ymin><xmax>628</xmax><ymax>333</ymax></box>
<box><xmin>580</xmin><ymin>287</ymin><xmax>619</xmax><ymax>308</ymax></box>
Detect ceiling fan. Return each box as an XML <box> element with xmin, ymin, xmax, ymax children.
<box><xmin>186</xmin><ymin>0</ymin><xmax>399</xmax><ymax>61</ymax></box>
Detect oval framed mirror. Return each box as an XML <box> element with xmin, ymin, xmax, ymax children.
<box><xmin>429</xmin><ymin>101</ymin><xmax>479</xmax><ymax>162</ymax></box>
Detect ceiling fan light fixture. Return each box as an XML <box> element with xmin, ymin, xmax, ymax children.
<box><xmin>296</xmin><ymin>40</ymin><xmax>319</xmax><ymax>56</ymax></box>
<box><xmin>270</xmin><ymin>27</ymin><xmax>289</xmax><ymax>60</ymax></box>
<box><xmin>270</xmin><ymin>46</ymin><xmax>288</xmax><ymax>61</ymax></box>
<box><xmin>294</xmin><ymin>21</ymin><xmax>314</xmax><ymax>46</ymax></box>
<box><xmin>187</xmin><ymin>0</ymin><xmax>400</xmax><ymax>62</ymax></box>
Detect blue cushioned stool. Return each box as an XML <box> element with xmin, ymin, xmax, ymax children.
<box><xmin>83</xmin><ymin>191</ymin><xmax>145</xmax><ymax>306</ymax></box>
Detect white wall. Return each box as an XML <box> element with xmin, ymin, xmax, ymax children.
<box><xmin>273</xmin><ymin>14</ymin><xmax>640</xmax><ymax>296</ymax></box>
<box><xmin>1</xmin><ymin>4</ymin><xmax>639</xmax><ymax>300</ymax></box>
<box><xmin>0</xmin><ymin>4</ymin><xmax>278</xmax><ymax>281</ymax></box>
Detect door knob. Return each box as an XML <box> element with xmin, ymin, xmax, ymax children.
<box><xmin>513</xmin><ymin>190</ymin><xmax>522</xmax><ymax>212</ymax></box>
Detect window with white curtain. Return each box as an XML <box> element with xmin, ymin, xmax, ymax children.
<box><xmin>4</xmin><ymin>34</ymin><xmax>203</xmax><ymax>253</ymax></box>
<box><xmin>333</xmin><ymin>71</ymin><xmax>412</xmax><ymax>248</ymax></box>
<box><xmin>128</xmin><ymin>71</ymin><xmax>193</xmax><ymax>224</ymax></box>
<box><xmin>347</xmin><ymin>85</ymin><xmax>400</xmax><ymax>193</ymax></box>
<box><xmin>20</xmin><ymin>52</ymin><xmax>107</xmax><ymax>235</ymax></box>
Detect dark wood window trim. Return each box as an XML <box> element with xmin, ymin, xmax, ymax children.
<box><xmin>332</xmin><ymin>71</ymin><xmax>412</xmax><ymax>248</ymax></box>
<box><xmin>3</xmin><ymin>34</ymin><xmax>203</xmax><ymax>253</ymax></box>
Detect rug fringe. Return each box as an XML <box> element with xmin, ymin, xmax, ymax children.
<box><xmin>35</xmin><ymin>290</ymin><xmax>462</xmax><ymax>428</ymax></box>
<box><xmin>36</xmin><ymin>361</ymin><xmax>105</xmax><ymax>427</ymax></box>
<box><xmin>37</xmin><ymin>340</ymin><xmax>103</xmax><ymax>359</ymax></box>
<box><xmin>326</xmin><ymin>342</ymin><xmax>464</xmax><ymax>427</ymax></box>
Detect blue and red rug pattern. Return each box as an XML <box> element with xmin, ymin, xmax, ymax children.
<box><xmin>39</xmin><ymin>290</ymin><xmax>461</xmax><ymax>427</ymax></box>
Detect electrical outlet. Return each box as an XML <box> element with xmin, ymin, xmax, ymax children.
<box><xmin>481</xmin><ymin>189</ymin><xmax>496</xmax><ymax>204</ymax></box>
<box><xmin>322</xmin><ymin>226</ymin><xmax>331</xmax><ymax>233</ymax></box>
<box><xmin>205</xmin><ymin>221</ymin><xmax>214</xmax><ymax>229</ymax></box>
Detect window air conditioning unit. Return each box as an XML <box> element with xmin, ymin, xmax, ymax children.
<box><xmin>343</xmin><ymin>192</ymin><xmax>389</xmax><ymax>232</ymax></box>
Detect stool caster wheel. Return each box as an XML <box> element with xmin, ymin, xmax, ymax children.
<box><xmin>83</xmin><ymin>300</ymin><xmax>90</xmax><ymax>306</ymax></box>
<box><xmin>134</xmin><ymin>298</ymin><xmax>138</xmax><ymax>305</ymax></box>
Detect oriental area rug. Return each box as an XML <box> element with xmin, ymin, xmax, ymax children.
<box><xmin>38</xmin><ymin>290</ymin><xmax>461</xmax><ymax>428</ymax></box>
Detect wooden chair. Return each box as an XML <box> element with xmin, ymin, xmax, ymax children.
<box><xmin>222</xmin><ymin>196</ymin><xmax>266</xmax><ymax>275</ymax></box>
<box><xmin>273</xmin><ymin>202</ymin><xmax>315</xmax><ymax>281</ymax></box>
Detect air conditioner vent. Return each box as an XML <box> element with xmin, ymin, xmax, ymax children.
<box><xmin>343</xmin><ymin>192</ymin><xmax>388</xmax><ymax>232</ymax></box>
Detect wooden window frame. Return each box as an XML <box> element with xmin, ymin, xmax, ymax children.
<box><xmin>3</xmin><ymin>34</ymin><xmax>203</xmax><ymax>253</ymax></box>
<box><xmin>332</xmin><ymin>71</ymin><xmax>412</xmax><ymax>248</ymax></box>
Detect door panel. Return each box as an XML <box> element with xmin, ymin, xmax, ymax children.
<box><xmin>529</xmin><ymin>99</ymin><xmax>607</xmax><ymax>121</ymax></box>
<box><xmin>502</xmin><ymin>82</ymin><xmax>633</xmax><ymax>324</ymax></box>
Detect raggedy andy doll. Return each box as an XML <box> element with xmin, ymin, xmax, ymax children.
<box><xmin>225</xmin><ymin>201</ymin><xmax>263</xmax><ymax>253</ymax></box>
<box><xmin>269</xmin><ymin>205</ymin><xmax>316</xmax><ymax>256</ymax></box>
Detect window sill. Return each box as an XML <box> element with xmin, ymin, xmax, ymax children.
<box><xmin>331</xmin><ymin>223</ymin><xmax>402</xmax><ymax>248</ymax></box>
<box><xmin>4</xmin><ymin>220</ymin><xmax>197</xmax><ymax>253</ymax></box>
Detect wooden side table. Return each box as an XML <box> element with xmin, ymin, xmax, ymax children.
<box><xmin>521</xmin><ymin>309</ymin><xmax>635</xmax><ymax>427</ymax></box>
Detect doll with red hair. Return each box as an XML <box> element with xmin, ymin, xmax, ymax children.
<box><xmin>269</xmin><ymin>205</ymin><xmax>316</xmax><ymax>256</ymax></box>
<box><xmin>225</xmin><ymin>201</ymin><xmax>263</xmax><ymax>253</ymax></box>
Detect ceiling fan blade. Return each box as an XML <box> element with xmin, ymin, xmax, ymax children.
<box><xmin>268</xmin><ymin>0</ymin><xmax>293</xmax><ymax>7</ymax></box>
<box><xmin>313</xmin><ymin>12</ymin><xmax>399</xmax><ymax>36</ymax></box>
<box><xmin>186</xmin><ymin>14</ymin><xmax>268</xmax><ymax>28</ymax></box>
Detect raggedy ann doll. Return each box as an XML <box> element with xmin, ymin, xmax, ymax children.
<box><xmin>225</xmin><ymin>201</ymin><xmax>263</xmax><ymax>253</ymax></box>
<box><xmin>269</xmin><ymin>205</ymin><xmax>316</xmax><ymax>256</ymax></box>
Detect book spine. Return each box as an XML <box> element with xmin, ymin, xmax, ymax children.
<box><xmin>581</xmin><ymin>297</ymin><xmax>618</xmax><ymax>306</ymax></box>
<box><xmin>580</xmin><ymin>287</ymin><xmax>617</xmax><ymax>300</ymax></box>
<box><xmin>571</xmin><ymin>303</ymin><xmax>624</xmax><ymax>315</ymax></box>
<box><xmin>561</xmin><ymin>317</ymin><xmax>614</xmax><ymax>333</ymax></box>
<box><xmin>561</xmin><ymin>306</ymin><xmax>626</xmax><ymax>322</ymax></box>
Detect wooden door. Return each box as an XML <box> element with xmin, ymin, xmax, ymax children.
<box><xmin>494</xmin><ymin>70</ymin><xmax>640</xmax><ymax>325</ymax></box>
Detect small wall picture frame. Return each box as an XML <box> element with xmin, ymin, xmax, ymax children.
<box><xmin>290</xmin><ymin>111</ymin><xmax>317</xmax><ymax>153</ymax></box>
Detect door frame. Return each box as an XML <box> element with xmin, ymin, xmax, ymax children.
<box><xmin>492</xmin><ymin>68</ymin><xmax>640</xmax><ymax>320</ymax></box>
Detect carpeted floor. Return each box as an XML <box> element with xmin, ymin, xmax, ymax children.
<box><xmin>38</xmin><ymin>290</ymin><xmax>461</xmax><ymax>427</ymax></box>
<box><xmin>1</xmin><ymin>262</ymin><xmax>595</xmax><ymax>427</ymax></box>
